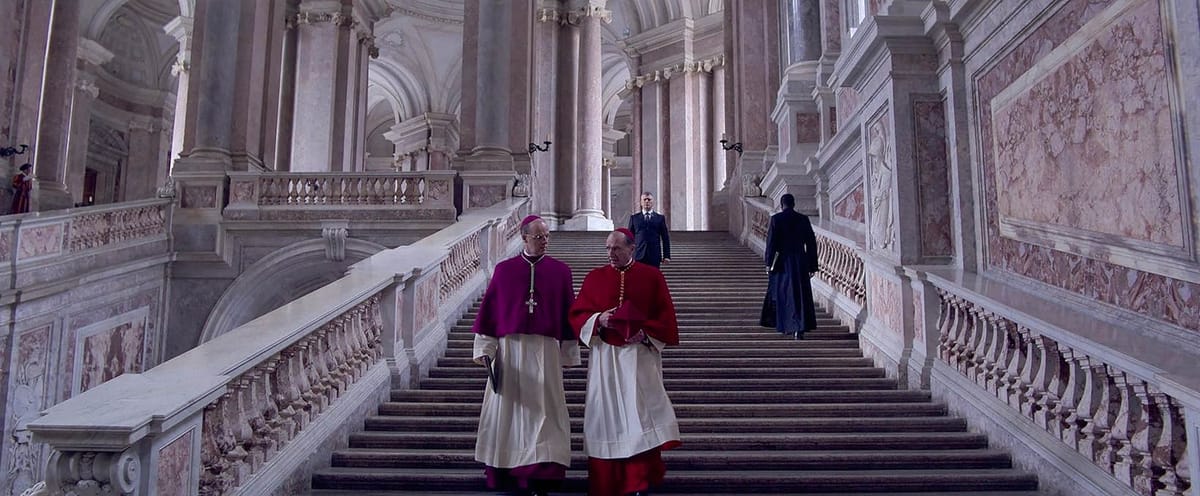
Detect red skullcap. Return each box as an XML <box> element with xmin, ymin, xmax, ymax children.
<box><xmin>614</xmin><ymin>227</ymin><xmax>634</xmax><ymax>242</ymax></box>
<box><xmin>520</xmin><ymin>215</ymin><xmax>542</xmax><ymax>227</ymax></box>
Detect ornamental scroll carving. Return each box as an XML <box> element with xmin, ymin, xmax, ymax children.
<box><xmin>741</xmin><ymin>172</ymin><xmax>763</xmax><ymax>198</ymax></box>
<box><xmin>43</xmin><ymin>449</ymin><xmax>140</xmax><ymax>496</ymax></box>
<box><xmin>867</xmin><ymin>114</ymin><xmax>895</xmax><ymax>252</ymax></box>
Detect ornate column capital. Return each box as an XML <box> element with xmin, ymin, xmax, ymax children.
<box><xmin>128</xmin><ymin>116</ymin><xmax>163</xmax><ymax>134</ymax></box>
<box><xmin>77</xmin><ymin>38</ymin><xmax>114</xmax><ymax>67</ymax></box>
<box><xmin>74</xmin><ymin>75</ymin><xmax>100</xmax><ymax>99</ymax></box>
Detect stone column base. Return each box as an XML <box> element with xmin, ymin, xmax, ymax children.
<box><xmin>561</xmin><ymin>212</ymin><xmax>613</xmax><ymax>231</ymax></box>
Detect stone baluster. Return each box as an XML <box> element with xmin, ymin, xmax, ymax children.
<box><xmin>1057</xmin><ymin>347</ymin><xmax>1087</xmax><ymax>450</ymax></box>
<box><xmin>1130</xmin><ymin>383</ymin><xmax>1160</xmax><ymax>494</ymax></box>
<box><xmin>248</xmin><ymin>367</ymin><xmax>278</xmax><ymax>463</ymax></box>
<box><xmin>1019</xmin><ymin>333</ymin><xmax>1045</xmax><ymax>419</ymax></box>
<box><xmin>224</xmin><ymin>381</ymin><xmax>253</xmax><ymax>484</ymax></box>
<box><xmin>272</xmin><ymin>347</ymin><xmax>301</xmax><ymax>441</ymax></box>
<box><xmin>291</xmin><ymin>339</ymin><xmax>316</xmax><ymax>428</ymax></box>
<box><xmin>1110</xmin><ymin>371</ymin><xmax>1147</xmax><ymax>487</ymax></box>
<box><xmin>259</xmin><ymin>357</ymin><xmax>287</xmax><ymax>455</ymax></box>
<box><xmin>1080</xmin><ymin>362</ymin><xmax>1118</xmax><ymax>468</ymax></box>
<box><xmin>967</xmin><ymin>308</ymin><xmax>995</xmax><ymax>386</ymax></box>
<box><xmin>200</xmin><ymin>402</ymin><xmax>231</xmax><ymax>494</ymax></box>
<box><xmin>300</xmin><ymin>336</ymin><xmax>327</xmax><ymax>416</ymax></box>
<box><xmin>1003</xmin><ymin>326</ymin><xmax>1033</xmax><ymax>411</ymax></box>
<box><xmin>935</xmin><ymin>291</ymin><xmax>954</xmax><ymax>361</ymax></box>
<box><xmin>1150</xmin><ymin>392</ymin><xmax>1190</xmax><ymax>495</ymax></box>
<box><xmin>985</xmin><ymin>317</ymin><xmax>1015</xmax><ymax>396</ymax></box>
<box><xmin>237</xmin><ymin>372</ymin><xmax>266</xmax><ymax>472</ymax></box>
<box><xmin>1032</xmin><ymin>337</ymin><xmax>1067</xmax><ymax>433</ymax></box>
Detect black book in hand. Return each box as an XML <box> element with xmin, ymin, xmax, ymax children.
<box><xmin>483</xmin><ymin>355</ymin><xmax>501</xmax><ymax>394</ymax></box>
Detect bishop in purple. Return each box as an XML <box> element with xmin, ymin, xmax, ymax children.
<box><xmin>472</xmin><ymin>215</ymin><xmax>579</xmax><ymax>496</ymax></box>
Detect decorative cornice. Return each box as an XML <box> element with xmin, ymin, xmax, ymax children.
<box><xmin>128</xmin><ymin>117</ymin><xmax>162</xmax><ymax>133</ymax></box>
<box><xmin>621</xmin><ymin>54</ymin><xmax>726</xmax><ymax>92</ymax></box>
<box><xmin>293</xmin><ymin>10</ymin><xmax>358</xmax><ymax>28</ymax></box>
<box><xmin>535</xmin><ymin>6</ymin><xmax>611</xmax><ymax>25</ymax></box>
<box><xmin>389</xmin><ymin>6</ymin><xmax>464</xmax><ymax>25</ymax></box>
<box><xmin>77</xmin><ymin>38</ymin><xmax>115</xmax><ymax>67</ymax></box>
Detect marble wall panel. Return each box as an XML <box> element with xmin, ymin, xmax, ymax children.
<box><xmin>180</xmin><ymin>185</ymin><xmax>217</xmax><ymax>208</ymax></box>
<box><xmin>823</xmin><ymin>0</ymin><xmax>841</xmax><ymax>52</ymax></box>
<box><xmin>912</xmin><ymin>291</ymin><xmax>924</xmax><ymax>341</ymax></box>
<box><xmin>16</xmin><ymin>223</ymin><xmax>64</xmax><ymax>261</ymax></box>
<box><xmin>0</xmin><ymin>231</ymin><xmax>11</xmax><ymax>263</ymax></box>
<box><xmin>796</xmin><ymin>113</ymin><xmax>821</xmax><ymax>143</ymax></box>
<box><xmin>837</xmin><ymin>87</ymin><xmax>861</xmax><ymax>126</ymax></box>
<box><xmin>867</xmin><ymin>271</ymin><xmax>903</xmax><ymax>333</ymax></box>
<box><xmin>4</xmin><ymin>325</ymin><xmax>50</xmax><ymax>496</ymax></box>
<box><xmin>912</xmin><ymin>99</ymin><xmax>953</xmax><ymax>257</ymax></box>
<box><xmin>77</xmin><ymin>317</ymin><xmax>146</xmax><ymax>393</ymax></box>
<box><xmin>64</xmin><ymin>295</ymin><xmax>155</xmax><ymax>399</ymax></box>
<box><xmin>833</xmin><ymin>181</ymin><xmax>866</xmax><ymax>223</ymax></box>
<box><xmin>976</xmin><ymin>0</ymin><xmax>1200</xmax><ymax>331</ymax></box>
<box><xmin>155</xmin><ymin>429</ymin><xmax>193</xmax><ymax>496</ymax></box>
<box><xmin>469</xmin><ymin>185</ymin><xmax>507</xmax><ymax>208</ymax></box>
<box><xmin>415</xmin><ymin>275</ymin><xmax>439</xmax><ymax>332</ymax></box>
<box><xmin>990</xmin><ymin>0</ymin><xmax>1183</xmax><ymax>247</ymax></box>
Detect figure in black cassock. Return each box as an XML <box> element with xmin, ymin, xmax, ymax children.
<box><xmin>628</xmin><ymin>191</ymin><xmax>671</xmax><ymax>268</ymax></box>
<box><xmin>759</xmin><ymin>193</ymin><xmax>819</xmax><ymax>338</ymax></box>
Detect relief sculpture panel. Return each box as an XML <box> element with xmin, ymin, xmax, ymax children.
<box><xmin>5</xmin><ymin>326</ymin><xmax>51</xmax><ymax>496</ymax></box>
<box><xmin>866</xmin><ymin>111</ymin><xmax>895</xmax><ymax>253</ymax></box>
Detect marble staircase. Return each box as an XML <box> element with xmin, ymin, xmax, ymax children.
<box><xmin>310</xmin><ymin>232</ymin><xmax>1039</xmax><ymax>494</ymax></box>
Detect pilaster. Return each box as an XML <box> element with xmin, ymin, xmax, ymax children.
<box><xmin>31</xmin><ymin>0</ymin><xmax>83</xmax><ymax>211</ymax></box>
<box><xmin>65</xmin><ymin>39</ymin><xmax>113</xmax><ymax>206</ymax></box>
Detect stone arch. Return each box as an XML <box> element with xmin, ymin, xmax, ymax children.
<box><xmin>198</xmin><ymin>238</ymin><xmax>388</xmax><ymax>343</ymax></box>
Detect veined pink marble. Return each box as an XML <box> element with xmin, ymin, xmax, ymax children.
<box><xmin>867</xmin><ymin>271</ymin><xmax>903</xmax><ymax>333</ymax></box>
<box><xmin>990</xmin><ymin>0</ymin><xmax>1182</xmax><ymax>246</ymax></box>
<box><xmin>977</xmin><ymin>0</ymin><xmax>1200</xmax><ymax>331</ymax></box>
<box><xmin>837</xmin><ymin>88</ymin><xmax>861</xmax><ymax>127</ymax></box>
<box><xmin>79</xmin><ymin>319</ymin><xmax>146</xmax><ymax>393</ymax></box>
<box><xmin>426</xmin><ymin>179</ymin><xmax>451</xmax><ymax>202</ymax></box>
<box><xmin>833</xmin><ymin>181</ymin><xmax>865</xmax><ymax>223</ymax></box>
<box><xmin>913</xmin><ymin>99</ymin><xmax>953</xmax><ymax>257</ymax></box>
<box><xmin>0</xmin><ymin>231</ymin><xmax>12</xmax><ymax>262</ymax></box>
<box><xmin>469</xmin><ymin>185</ymin><xmax>506</xmax><ymax>208</ymax></box>
<box><xmin>823</xmin><ymin>0</ymin><xmax>841</xmax><ymax>52</ymax></box>
<box><xmin>181</xmin><ymin>185</ymin><xmax>217</xmax><ymax>208</ymax></box>
<box><xmin>415</xmin><ymin>276</ymin><xmax>439</xmax><ymax>332</ymax></box>
<box><xmin>156</xmin><ymin>429</ymin><xmax>193</xmax><ymax>496</ymax></box>
<box><xmin>796</xmin><ymin>113</ymin><xmax>821</xmax><ymax>143</ymax></box>
<box><xmin>229</xmin><ymin>181</ymin><xmax>255</xmax><ymax>204</ymax></box>
<box><xmin>17</xmin><ymin>223</ymin><xmax>64</xmax><ymax>260</ymax></box>
<box><xmin>869</xmin><ymin>0</ymin><xmax>883</xmax><ymax>16</ymax></box>
<box><xmin>394</xmin><ymin>290</ymin><xmax>404</xmax><ymax>344</ymax></box>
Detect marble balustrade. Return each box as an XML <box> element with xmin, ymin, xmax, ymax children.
<box><xmin>930</xmin><ymin>284</ymin><xmax>1192</xmax><ymax>496</ymax></box>
<box><xmin>26</xmin><ymin>199</ymin><xmax>531</xmax><ymax>496</ymax></box>
<box><xmin>224</xmin><ymin>171</ymin><xmax>458</xmax><ymax>222</ymax></box>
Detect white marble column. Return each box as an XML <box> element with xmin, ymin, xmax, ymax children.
<box><xmin>552</xmin><ymin>20</ymin><xmax>579</xmax><ymax>222</ymax></box>
<box><xmin>567</xmin><ymin>2</ymin><xmax>608</xmax><ymax>229</ymax></box>
<box><xmin>31</xmin><ymin>0</ymin><xmax>82</xmax><ymax>211</ymax></box>
<box><xmin>289</xmin><ymin>0</ymin><xmax>361</xmax><ymax>172</ymax></box>
<box><xmin>711</xmin><ymin>64</ymin><xmax>728</xmax><ymax>189</ymax></box>
<box><xmin>164</xmin><ymin>16</ymin><xmax>193</xmax><ymax>166</ymax></box>
<box><xmin>639</xmin><ymin>81</ymin><xmax>664</xmax><ymax>204</ymax></box>
<box><xmin>630</xmin><ymin>85</ymin><xmax>643</xmax><ymax>207</ymax></box>
<box><xmin>176</xmin><ymin>0</ymin><xmax>242</xmax><ymax>173</ymax></box>
<box><xmin>531</xmin><ymin>6</ymin><xmax>559</xmax><ymax>221</ymax></box>
<box><xmin>65</xmin><ymin>39</ymin><xmax>113</xmax><ymax>206</ymax></box>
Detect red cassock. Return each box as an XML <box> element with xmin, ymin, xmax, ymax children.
<box><xmin>569</xmin><ymin>261</ymin><xmax>681</xmax><ymax>496</ymax></box>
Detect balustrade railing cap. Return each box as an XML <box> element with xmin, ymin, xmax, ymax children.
<box><xmin>28</xmin><ymin>372</ymin><xmax>227</xmax><ymax>449</ymax></box>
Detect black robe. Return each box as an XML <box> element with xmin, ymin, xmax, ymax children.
<box><xmin>759</xmin><ymin>208</ymin><xmax>819</xmax><ymax>334</ymax></box>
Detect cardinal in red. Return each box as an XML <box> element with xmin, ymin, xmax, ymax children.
<box><xmin>569</xmin><ymin>227</ymin><xmax>681</xmax><ymax>496</ymax></box>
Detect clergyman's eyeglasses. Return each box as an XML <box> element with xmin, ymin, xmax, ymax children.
<box><xmin>526</xmin><ymin>234</ymin><xmax>550</xmax><ymax>241</ymax></box>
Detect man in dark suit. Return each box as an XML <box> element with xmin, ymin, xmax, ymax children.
<box><xmin>628</xmin><ymin>192</ymin><xmax>671</xmax><ymax>268</ymax></box>
<box><xmin>759</xmin><ymin>193</ymin><xmax>819</xmax><ymax>339</ymax></box>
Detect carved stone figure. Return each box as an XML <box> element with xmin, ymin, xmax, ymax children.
<box><xmin>867</xmin><ymin>117</ymin><xmax>894</xmax><ymax>252</ymax></box>
<box><xmin>8</xmin><ymin>358</ymin><xmax>46</xmax><ymax>495</ymax></box>
<box><xmin>741</xmin><ymin>172</ymin><xmax>763</xmax><ymax>197</ymax></box>
<box><xmin>512</xmin><ymin>174</ymin><xmax>531</xmax><ymax>198</ymax></box>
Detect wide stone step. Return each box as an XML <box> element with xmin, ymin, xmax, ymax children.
<box><xmin>447</xmin><ymin>329</ymin><xmax>855</xmax><ymax>340</ymax></box>
<box><xmin>434</xmin><ymin>356</ymin><xmax>875</xmax><ymax>369</ymax></box>
<box><xmin>442</xmin><ymin>337</ymin><xmax>862</xmax><ymax>349</ymax></box>
<box><xmin>388</xmin><ymin>389</ymin><xmax>931</xmax><ymax>404</ymax></box>
<box><xmin>376</xmin><ymin>402</ymin><xmax>948</xmax><ymax>418</ymax></box>
<box><xmin>440</xmin><ymin>347</ymin><xmax>864</xmax><ymax>359</ymax></box>
<box><xmin>312</xmin><ymin>490</ymin><xmax>1043</xmax><ymax>496</ymax></box>
<box><xmin>360</xmin><ymin>416</ymin><xmax>964</xmax><ymax>434</ymax></box>
<box><xmin>417</xmin><ymin>376</ymin><xmax>899</xmax><ymax>391</ymax></box>
<box><xmin>312</xmin><ymin>467</ymin><xmax>1037</xmax><ymax>492</ymax></box>
<box><xmin>330</xmin><ymin>447</ymin><xmax>1009</xmax><ymax>471</ymax></box>
<box><xmin>346</xmin><ymin>431</ymin><xmax>989</xmax><ymax>451</ymax></box>
<box><xmin>425</xmin><ymin>367</ymin><xmax>887</xmax><ymax>380</ymax></box>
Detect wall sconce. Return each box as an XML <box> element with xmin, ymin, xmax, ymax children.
<box><xmin>529</xmin><ymin>134</ymin><xmax>552</xmax><ymax>154</ymax></box>
<box><xmin>1</xmin><ymin>144</ymin><xmax>29</xmax><ymax>158</ymax></box>
<box><xmin>719</xmin><ymin>133</ymin><xmax>743</xmax><ymax>156</ymax></box>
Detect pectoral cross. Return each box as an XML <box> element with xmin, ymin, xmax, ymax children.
<box><xmin>525</xmin><ymin>295</ymin><xmax>538</xmax><ymax>314</ymax></box>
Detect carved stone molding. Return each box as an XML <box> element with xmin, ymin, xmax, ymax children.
<box><xmin>293</xmin><ymin>10</ymin><xmax>357</xmax><ymax>29</ymax></box>
<box><xmin>322</xmin><ymin>221</ymin><xmax>349</xmax><ymax>262</ymax></box>
<box><xmin>389</xmin><ymin>6</ymin><xmax>464</xmax><ymax>25</ymax></box>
